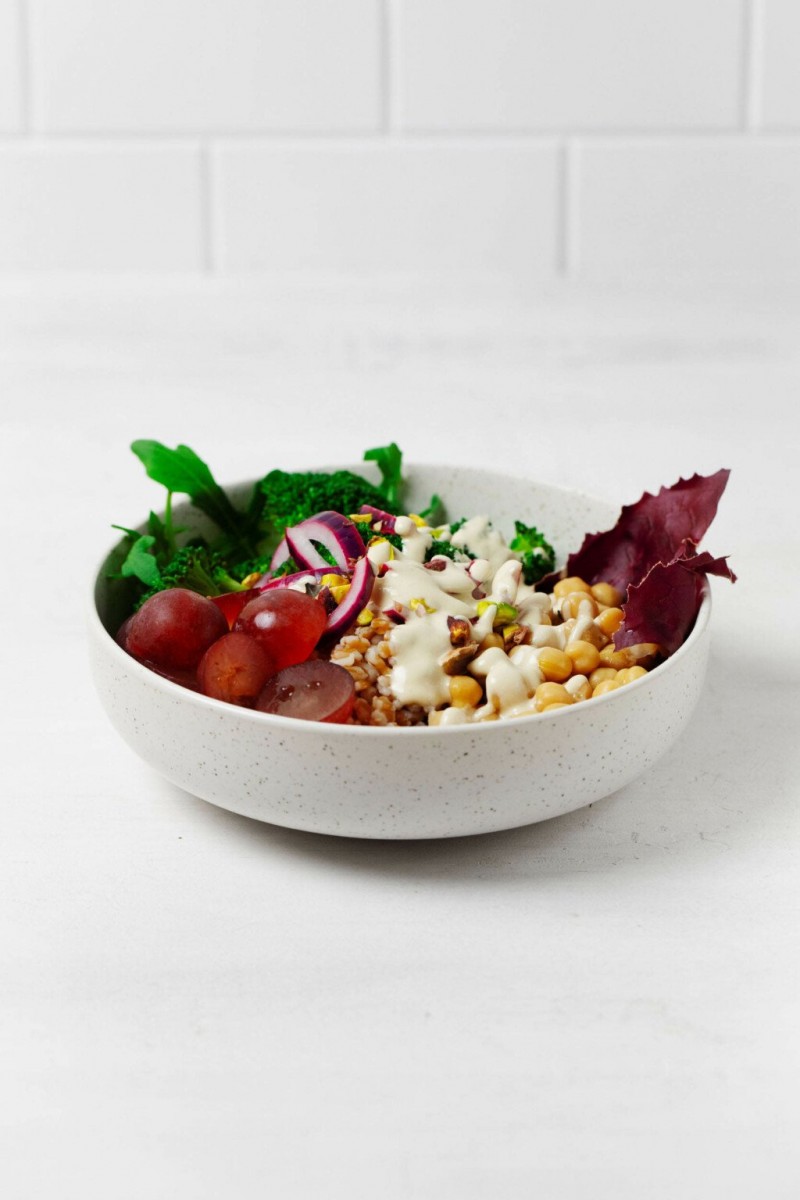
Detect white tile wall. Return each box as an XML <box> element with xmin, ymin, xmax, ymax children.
<box><xmin>577</xmin><ymin>140</ymin><xmax>800</xmax><ymax>277</ymax></box>
<box><xmin>399</xmin><ymin>0</ymin><xmax>743</xmax><ymax>131</ymax></box>
<box><xmin>31</xmin><ymin>0</ymin><xmax>382</xmax><ymax>132</ymax></box>
<box><xmin>762</xmin><ymin>0</ymin><xmax>800</xmax><ymax>128</ymax></box>
<box><xmin>0</xmin><ymin>0</ymin><xmax>22</xmax><ymax>131</ymax></box>
<box><xmin>0</xmin><ymin>145</ymin><xmax>203</xmax><ymax>270</ymax></box>
<box><xmin>215</xmin><ymin>142</ymin><xmax>559</xmax><ymax>274</ymax></box>
<box><xmin>0</xmin><ymin>0</ymin><xmax>798</xmax><ymax>276</ymax></box>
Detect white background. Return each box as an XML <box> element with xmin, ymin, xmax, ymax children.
<box><xmin>1</xmin><ymin>4</ymin><xmax>800</xmax><ymax>1198</ymax></box>
<box><xmin>0</xmin><ymin>0</ymin><xmax>798</xmax><ymax>277</ymax></box>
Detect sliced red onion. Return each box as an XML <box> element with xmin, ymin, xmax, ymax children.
<box><xmin>269</xmin><ymin>535</ymin><xmax>290</xmax><ymax>572</ymax></box>
<box><xmin>286</xmin><ymin>511</ymin><xmax>366</xmax><ymax>570</ymax></box>
<box><xmin>359</xmin><ymin>504</ymin><xmax>397</xmax><ymax>533</ymax></box>
<box><xmin>254</xmin><ymin>566</ymin><xmax>345</xmax><ymax>593</ymax></box>
<box><xmin>316</xmin><ymin>585</ymin><xmax>338</xmax><ymax>615</ymax></box>
<box><xmin>325</xmin><ymin>555</ymin><xmax>375</xmax><ymax>638</ymax></box>
<box><xmin>383</xmin><ymin>607</ymin><xmax>406</xmax><ymax>625</ymax></box>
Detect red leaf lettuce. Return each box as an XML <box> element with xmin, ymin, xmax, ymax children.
<box><xmin>540</xmin><ymin>469</ymin><xmax>735</xmax><ymax>657</ymax></box>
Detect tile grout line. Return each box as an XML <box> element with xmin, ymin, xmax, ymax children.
<box><xmin>742</xmin><ymin>0</ymin><xmax>764</xmax><ymax>131</ymax></box>
<box><xmin>4</xmin><ymin>128</ymin><xmax>797</xmax><ymax>145</ymax></box>
<box><xmin>17</xmin><ymin>0</ymin><xmax>31</xmax><ymax>133</ymax></box>
<box><xmin>383</xmin><ymin>0</ymin><xmax>402</xmax><ymax>135</ymax></box>
<box><xmin>379</xmin><ymin>0</ymin><xmax>390</xmax><ymax>133</ymax></box>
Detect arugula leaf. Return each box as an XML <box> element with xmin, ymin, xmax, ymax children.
<box><xmin>130</xmin><ymin>440</ymin><xmax>246</xmax><ymax>546</ymax></box>
<box><xmin>419</xmin><ymin>493</ymin><xmax>444</xmax><ymax>524</ymax></box>
<box><xmin>146</xmin><ymin>509</ymin><xmax>177</xmax><ymax>559</ymax></box>
<box><xmin>118</xmin><ymin>534</ymin><xmax>163</xmax><ymax>588</ymax></box>
<box><xmin>363</xmin><ymin>442</ymin><xmax>403</xmax><ymax>510</ymax></box>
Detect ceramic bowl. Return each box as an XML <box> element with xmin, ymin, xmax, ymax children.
<box><xmin>89</xmin><ymin>464</ymin><xmax>711</xmax><ymax>840</ymax></box>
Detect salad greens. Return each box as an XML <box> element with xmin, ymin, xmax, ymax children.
<box><xmin>509</xmin><ymin>520</ymin><xmax>557</xmax><ymax>585</ymax></box>
<box><xmin>111</xmin><ymin>440</ymin><xmax>558</xmax><ymax>607</ymax></box>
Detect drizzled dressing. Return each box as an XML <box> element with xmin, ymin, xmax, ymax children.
<box><xmin>362</xmin><ymin>516</ymin><xmax>579</xmax><ymax>722</ymax></box>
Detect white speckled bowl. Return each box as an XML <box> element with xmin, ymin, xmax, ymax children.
<box><xmin>89</xmin><ymin>465</ymin><xmax>711</xmax><ymax>839</ymax></box>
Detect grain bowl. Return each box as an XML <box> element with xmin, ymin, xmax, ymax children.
<box><xmin>89</xmin><ymin>465</ymin><xmax>711</xmax><ymax>839</ymax></box>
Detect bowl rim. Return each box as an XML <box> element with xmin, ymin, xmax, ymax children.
<box><xmin>90</xmin><ymin>466</ymin><xmax>712</xmax><ymax>737</ymax></box>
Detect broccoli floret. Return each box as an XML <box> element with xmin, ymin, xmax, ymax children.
<box><xmin>231</xmin><ymin>554</ymin><xmax>298</xmax><ymax>581</ymax></box>
<box><xmin>509</xmin><ymin>521</ymin><xmax>556</xmax><ymax>585</ymax></box>
<box><xmin>138</xmin><ymin>544</ymin><xmax>246</xmax><ymax>606</ymax></box>
<box><xmin>425</xmin><ymin>539</ymin><xmax>475</xmax><ymax>563</ymax></box>
<box><xmin>421</xmin><ymin>518</ymin><xmax>473</xmax><ymax>563</ymax></box>
<box><xmin>251</xmin><ymin>468</ymin><xmax>399</xmax><ymax>549</ymax></box>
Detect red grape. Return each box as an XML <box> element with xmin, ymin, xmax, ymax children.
<box><xmin>197</xmin><ymin>632</ymin><xmax>275</xmax><ymax>707</ymax></box>
<box><xmin>256</xmin><ymin>660</ymin><xmax>355</xmax><ymax>723</ymax></box>
<box><xmin>115</xmin><ymin>614</ymin><xmax>134</xmax><ymax>649</ymax></box>
<box><xmin>233</xmin><ymin>590</ymin><xmax>327</xmax><ymax>672</ymax></box>
<box><xmin>212</xmin><ymin>588</ymin><xmax>257</xmax><ymax>629</ymax></box>
<box><xmin>126</xmin><ymin>588</ymin><xmax>228</xmax><ymax>673</ymax></box>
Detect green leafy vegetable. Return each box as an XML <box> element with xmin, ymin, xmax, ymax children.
<box><xmin>112</xmin><ymin>440</ymin><xmax>414</xmax><ymax>607</ymax></box>
<box><xmin>425</xmin><ymin>538</ymin><xmax>474</xmax><ymax>563</ymax></box>
<box><xmin>253</xmin><ymin>468</ymin><xmax>397</xmax><ymax>549</ymax></box>
<box><xmin>363</xmin><ymin>442</ymin><xmax>403</xmax><ymax>510</ymax></box>
<box><xmin>131</xmin><ymin>440</ymin><xmax>247</xmax><ymax>550</ymax></box>
<box><xmin>116</xmin><ymin>534</ymin><xmax>163</xmax><ymax>588</ymax></box>
<box><xmin>509</xmin><ymin>520</ymin><xmax>556</xmax><ymax>585</ymax></box>
<box><xmin>137</xmin><ymin>545</ymin><xmax>247</xmax><ymax>607</ymax></box>
<box><xmin>418</xmin><ymin>493</ymin><xmax>444</xmax><ymax>525</ymax></box>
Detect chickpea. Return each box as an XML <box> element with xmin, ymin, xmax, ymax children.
<box><xmin>553</xmin><ymin>576</ymin><xmax>592</xmax><ymax>599</ymax></box>
<box><xmin>589</xmin><ymin>666</ymin><xmax>618</xmax><ymax>688</ymax></box>
<box><xmin>592</xmin><ymin>678</ymin><xmax>622</xmax><ymax>697</ymax></box>
<box><xmin>479</xmin><ymin>631</ymin><xmax>504</xmax><ymax>652</ymax></box>
<box><xmin>591</xmin><ymin>581</ymin><xmax>623</xmax><ymax>608</ymax></box>
<box><xmin>625</xmin><ymin>642</ymin><xmax>660</xmax><ymax>667</ymax></box>
<box><xmin>449</xmin><ymin>676</ymin><xmax>483</xmax><ymax>708</ymax></box>
<box><xmin>573</xmin><ymin>621</ymin><xmax>609</xmax><ymax>650</ymax></box>
<box><xmin>541</xmin><ymin>702</ymin><xmax>571</xmax><ymax>712</ymax></box>
<box><xmin>566</xmin><ymin>640</ymin><xmax>601</xmax><ymax>675</ymax></box>
<box><xmin>565</xmin><ymin>675</ymin><xmax>592</xmax><ymax>702</ymax></box>
<box><xmin>600</xmin><ymin>643</ymin><xmax>659</xmax><ymax>670</ymax></box>
<box><xmin>537</xmin><ymin>647</ymin><xmax>573</xmax><ymax>683</ymax></box>
<box><xmin>534</xmin><ymin>682</ymin><xmax>573</xmax><ymax>711</ymax></box>
<box><xmin>595</xmin><ymin>606</ymin><xmax>624</xmax><ymax>636</ymax></box>
<box><xmin>560</xmin><ymin>591</ymin><xmax>598</xmax><ymax>621</ymax></box>
<box><xmin>617</xmin><ymin>665</ymin><xmax>648</xmax><ymax>685</ymax></box>
<box><xmin>599</xmin><ymin>645</ymin><xmax>633</xmax><ymax>670</ymax></box>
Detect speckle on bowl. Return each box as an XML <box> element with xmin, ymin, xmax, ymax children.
<box><xmin>89</xmin><ymin>464</ymin><xmax>711</xmax><ymax>839</ymax></box>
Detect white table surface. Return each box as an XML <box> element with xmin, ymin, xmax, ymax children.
<box><xmin>2</xmin><ymin>277</ymin><xmax>798</xmax><ymax>1199</ymax></box>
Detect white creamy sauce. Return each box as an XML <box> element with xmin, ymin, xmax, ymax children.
<box><xmin>389</xmin><ymin>611</ymin><xmax>453</xmax><ymax>706</ymax></box>
<box><xmin>565</xmin><ymin>674</ymin><xmax>589</xmax><ymax>696</ymax></box>
<box><xmin>530</xmin><ymin>623</ymin><xmax>567</xmax><ymax>649</ymax></box>
<box><xmin>469</xmin><ymin>647</ymin><xmax>530</xmax><ymax>714</ymax></box>
<box><xmin>450</xmin><ymin>516</ymin><xmax>514</xmax><ymax>578</ymax></box>
<box><xmin>490</xmin><ymin>558</ymin><xmax>522</xmax><ymax>604</ymax></box>
<box><xmin>361</xmin><ymin>512</ymin><xmax>607</xmax><ymax>721</ymax></box>
<box><xmin>508</xmin><ymin>645</ymin><xmax>544</xmax><ymax>691</ymax></box>
<box><xmin>375</xmin><ymin>558</ymin><xmax>474</xmax><ymax>617</ymax></box>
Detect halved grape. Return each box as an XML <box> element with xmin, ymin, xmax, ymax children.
<box><xmin>233</xmin><ymin>590</ymin><xmax>327</xmax><ymax>673</ymax></box>
<box><xmin>212</xmin><ymin>588</ymin><xmax>256</xmax><ymax>630</ymax></box>
<box><xmin>255</xmin><ymin>660</ymin><xmax>355</xmax><ymax>724</ymax></box>
<box><xmin>126</xmin><ymin>587</ymin><xmax>227</xmax><ymax>673</ymax></box>
<box><xmin>197</xmin><ymin>632</ymin><xmax>275</xmax><ymax>707</ymax></box>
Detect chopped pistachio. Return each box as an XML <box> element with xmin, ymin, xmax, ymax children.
<box><xmin>440</xmin><ymin>644</ymin><xmax>479</xmax><ymax>675</ymax></box>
